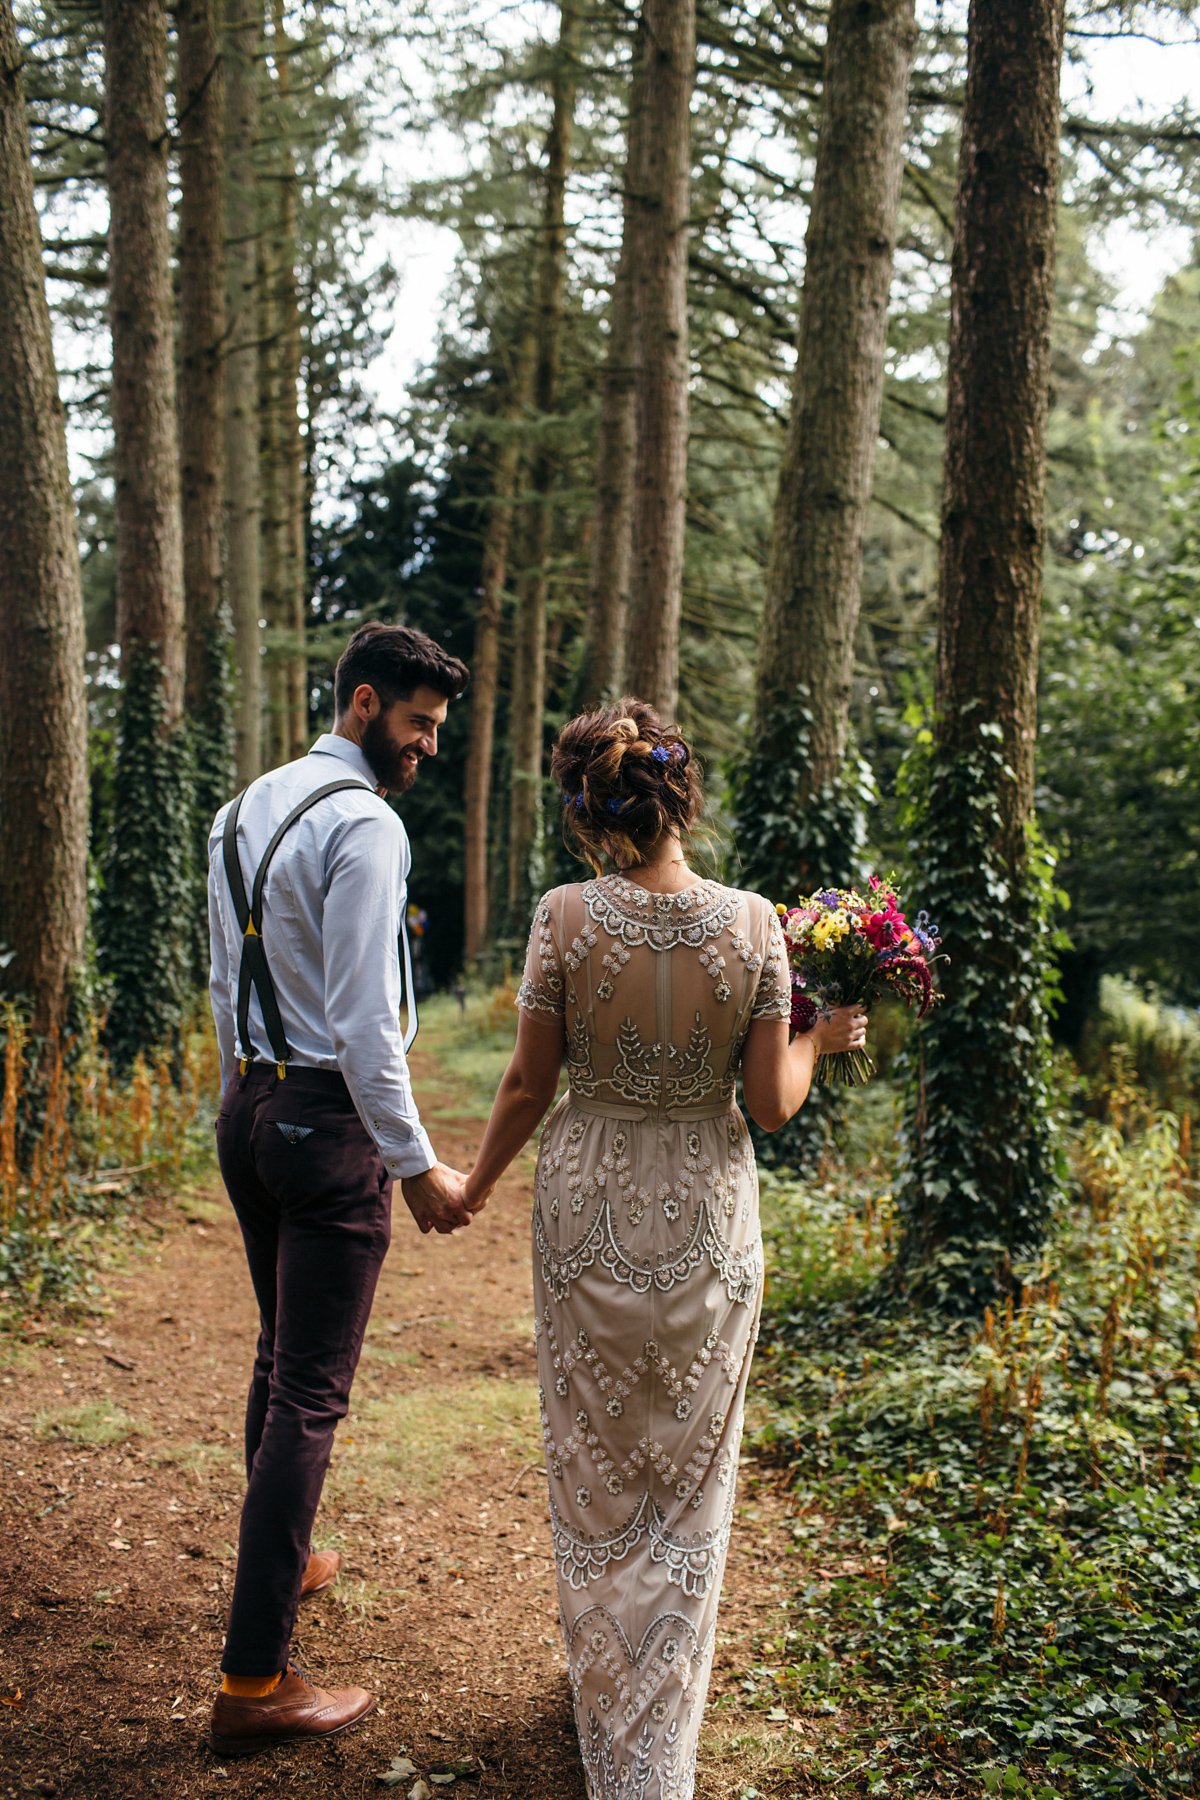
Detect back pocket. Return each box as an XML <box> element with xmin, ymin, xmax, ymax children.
<box><xmin>275</xmin><ymin>1123</ymin><xmax>314</xmax><ymax>1145</ymax></box>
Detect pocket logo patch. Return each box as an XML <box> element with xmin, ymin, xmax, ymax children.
<box><xmin>276</xmin><ymin>1123</ymin><xmax>314</xmax><ymax>1145</ymax></box>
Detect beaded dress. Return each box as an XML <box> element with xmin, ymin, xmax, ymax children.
<box><xmin>517</xmin><ymin>875</ymin><xmax>791</xmax><ymax>1800</ymax></box>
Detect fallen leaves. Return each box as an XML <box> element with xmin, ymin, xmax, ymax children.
<box><xmin>376</xmin><ymin>1755</ymin><xmax>418</xmax><ymax>1786</ymax></box>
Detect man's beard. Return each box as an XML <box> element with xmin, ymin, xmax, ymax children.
<box><xmin>361</xmin><ymin>714</ymin><xmax>419</xmax><ymax>793</ymax></box>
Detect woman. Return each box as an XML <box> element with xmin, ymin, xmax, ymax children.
<box><xmin>464</xmin><ymin>702</ymin><xmax>866</xmax><ymax>1800</ymax></box>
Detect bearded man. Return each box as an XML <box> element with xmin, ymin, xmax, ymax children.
<box><xmin>205</xmin><ymin>623</ymin><xmax>476</xmax><ymax>1754</ymax></box>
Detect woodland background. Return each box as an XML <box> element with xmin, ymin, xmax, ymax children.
<box><xmin>3</xmin><ymin>3</ymin><xmax>1200</xmax><ymax>1793</ymax></box>
<box><xmin>0</xmin><ymin>0</ymin><xmax>1197</xmax><ymax>1284</ymax></box>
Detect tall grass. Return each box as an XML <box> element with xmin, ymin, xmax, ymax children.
<box><xmin>0</xmin><ymin>1003</ymin><xmax>221</xmax><ymax>1306</ymax></box>
<box><xmin>1080</xmin><ymin>974</ymin><xmax>1200</xmax><ymax>1121</ymax></box>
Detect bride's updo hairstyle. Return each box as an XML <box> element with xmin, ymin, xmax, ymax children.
<box><xmin>551</xmin><ymin>699</ymin><xmax>703</xmax><ymax>874</ymax></box>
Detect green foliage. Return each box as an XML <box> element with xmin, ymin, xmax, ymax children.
<box><xmin>1038</xmin><ymin>348</ymin><xmax>1200</xmax><ymax>1006</ymax></box>
<box><xmin>894</xmin><ymin>721</ymin><xmax>1064</xmax><ymax>1302</ymax></box>
<box><xmin>96</xmin><ymin>649</ymin><xmax>194</xmax><ymax>1072</ymax></box>
<box><xmin>754</xmin><ymin>1102</ymin><xmax>1200</xmax><ymax>1798</ymax></box>
<box><xmin>728</xmin><ymin>687</ymin><xmax>875</xmax><ymax>900</ymax></box>
<box><xmin>310</xmin><ymin>457</ymin><xmax>482</xmax><ymax>985</ymax></box>
<box><xmin>727</xmin><ymin>688</ymin><xmax>877</xmax><ymax>1175</ymax></box>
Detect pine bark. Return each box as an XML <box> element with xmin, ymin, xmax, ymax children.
<box><xmin>0</xmin><ymin>0</ymin><xmax>89</xmax><ymax>1032</ymax></box>
<box><xmin>269</xmin><ymin>0</ymin><xmax>308</xmax><ymax>763</ymax></box>
<box><xmin>755</xmin><ymin>0</ymin><xmax>916</xmax><ymax>784</ymax></box>
<box><xmin>103</xmin><ymin>0</ymin><xmax>185</xmax><ymax>720</ymax></box>
<box><xmin>464</xmin><ymin>332</ymin><xmax>535</xmax><ymax>968</ymax></box>
<box><xmin>224</xmin><ymin>0</ymin><xmax>262</xmax><ymax>785</ymax></box>
<box><xmin>101</xmin><ymin>0</ymin><xmax>193</xmax><ymax>1067</ymax></box>
<box><xmin>578</xmin><ymin>53</ymin><xmax>644</xmax><ymax>710</ymax></box>
<box><xmin>897</xmin><ymin>0</ymin><xmax>1066</xmax><ymax>1282</ymax></box>
<box><xmin>935</xmin><ymin>0</ymin><xmax>1064</xmax><ymax>862</ymax></box>
<box><xmin>506</xmin><ymin>4</ymin><xmax>576</xmax><ymax>926</ymax></box>
<box><xmin>257</xmin><ymin>152</ymin><xmax>287</xmax><ymax>769</ymax></box>
<box><xmin>623</xmin><ymin>0</ymin><xmax>694</xmax><ymax>719</ymax></box>
<box><xmin>178</xmin><ymin>0</ymin><xmax>227</xmax><ymax>730</ymax></box>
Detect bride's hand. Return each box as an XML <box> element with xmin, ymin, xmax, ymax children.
<box><xmin>812</xmin><ymin>1005</ymin><xmax>868</xmax><ymax>1056</ymax></box>
<box><xmin>463</xmin><ymin>1170</ymin><xmax>495</xmax><ymax>1216</ymax></box>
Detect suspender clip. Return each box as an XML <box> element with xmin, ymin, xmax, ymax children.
<box><xmin>276</xmin><ymin>1061</ymin><xmax>287</xmax><ymax>1080</ymax></box>
<box><xmin>238</xmin><ymin>1056</ymin><xmax>248</xmax><ymax>1075</ymax></box>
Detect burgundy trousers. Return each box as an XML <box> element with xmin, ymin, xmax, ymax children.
<box><xmin>215</xmin><ymin>1062</ymin><xmax>392</xmax><ymax>1675</ymax></box>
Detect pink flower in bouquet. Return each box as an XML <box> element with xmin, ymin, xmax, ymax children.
<box><xmin>790</xmin><ymin>991</ymin><xmax>819</xmax><ymax>1034</ymax></box>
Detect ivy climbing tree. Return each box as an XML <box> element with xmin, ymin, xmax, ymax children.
<box><xmin>98</xmin><ymin>0</ymin><xmax>194</xmax><ymax>1069</ymax></box>
<box><xmin>895</xmin><ymin>0</ymin><xmax>1066</xmax><ymax>1302</ymax></box>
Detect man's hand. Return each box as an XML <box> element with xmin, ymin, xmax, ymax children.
<box><xmin>401</xmin><ymin>1162</ymin><xmax>473</xmax><ymax>1235</ymax></box>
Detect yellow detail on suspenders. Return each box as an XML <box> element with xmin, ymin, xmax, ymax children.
<box><xmin>276</xmin><ymin>1063</ymin><xmax>287</xmax><ymax>1080</ymax></box>
<box><xmin>244</xmin><ymin>920</ymin><xmax>260</xmax><ymax>938</ymax></box>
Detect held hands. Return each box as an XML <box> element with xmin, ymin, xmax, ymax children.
<box><xmin>811</xmin><ymin>1005</ymin><xmax>868</xmax><ymax>1057</ymax></box>
<box><xmin>462</xmin><ymin>1169</ymin><xmax>496</xmax><ymax>1217</ymax></box>
<box><xmin>401</xmin><ymin>1161</ymin><xmax>476</xmax><ymax>1235</ymax></box>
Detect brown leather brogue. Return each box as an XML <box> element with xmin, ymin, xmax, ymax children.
<box><xmin>300</xmin><ymin>1547</ymin><xmax>341</xmax><ymax>1599</ymax></box>
<box><xmin>209</xmin><ymin>1668</ymin><xmax>376</xmax><ymax>1756</ymax></box>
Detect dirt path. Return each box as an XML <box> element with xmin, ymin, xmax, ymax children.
<box><xmin>0</xmin><ymin>1038</ymin><xmax>813</xmax><ymax>1800</ymax></box>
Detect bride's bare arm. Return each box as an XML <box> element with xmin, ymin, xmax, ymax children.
<box><xmin>463</xmin><ymin>1010</ymin><xmax>565</xmax><ymax>1210</ymax></box>
<box><xmin>740</xmin><ymin>1006</ymin><xmax>867</xmax><ymax>1132</ymax></box>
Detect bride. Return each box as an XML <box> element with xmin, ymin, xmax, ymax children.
<box><xmin>463</xmin><ymin>701</ymin><xmax>866</xmax><ymax>1800</ymax></box>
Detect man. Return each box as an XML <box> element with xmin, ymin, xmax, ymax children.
<box><xmin>206</xmin><ymin>623</ymin><xmax>475</xmax><ymax>1755</ymax></box>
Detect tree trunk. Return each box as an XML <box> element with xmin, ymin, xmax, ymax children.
<box><xmin>0</xmin><ymin>0</ymin><xmax>89</xmax><ymax>1034</ymax></box>
<box><xmin>103</xmin><ymin>0</ymin><xmax>185</xmax><ymax>716</ymax></box>
<box><xmin>755</xmin><ymin>0</ymin><xmax>915</xmax><ymax>800</ymax></box>
<box><xmin>623</xmin><ymin>0</ymin><xmax>694</xmax><ymax>719</ymax></box>
<box><xmin>178</xmin><ymin>0</ymin><xmax>232</xmax><ymax>974</ymax></box>
<box><xmin>898</xmin><ymin>0</ymin><xmax>1065</xmax><ymax>1293</ymax></box>
<box><xmin>506</xmin><ymin>3</ymin><xmax>576</xmax><ymax>928</ymax></box>
<box><xmin>224</xmin><ymin>0</ymin><xmax>262</xmax><ymax>786</ymax></box>
<box><xmin>463</xmin><ymin>331</ymin><xmax>535</xmax><ymax>968</ymax></box>
<box><xmin>269</xmin><ymin>0</ymin><xmax>308</xmax><ymax>763</ymax></box>
<box><xmin>257</xmin><ymin>166</ymin><xmax>287</xmax><ymax>770</ymax></box>
<box><xmin>178</xmin><ymin>0</ymin><xmax>228</xmax><ymax>736</ymax></box>
<box><xmin>577</xmin><ymin>51</ymin><xmax>644</xmax><ymax>710</ymax></box>
<box><xmin>100</xmin><ymin>0</ymin><xmax>193</xmax><ymax>1067</ymax></box>
<box><xmin>936</xmin><ymin>0</ymin><xmax>1062</xmax><ymax>861</ymax></box>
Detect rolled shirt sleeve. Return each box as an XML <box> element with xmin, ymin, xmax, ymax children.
<box><xmin>321</xmin><ymin>807</ymin><xmax>436</xmax><ymax>1181</ymax></box>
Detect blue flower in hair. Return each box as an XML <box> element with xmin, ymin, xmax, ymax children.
<box><xmin>607</xmin><ymin>796</ymin><xmax>628</xmax><ymax>814</ymax></box>
<box><xmin>651</xmin><ymin>744</ymin><xmax>670</xmax><ymax>764</ymax></box>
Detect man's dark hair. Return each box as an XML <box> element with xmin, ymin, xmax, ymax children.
<box><xmin>333</xmin><ymin>623</ymin><xmax>469</xmax><ymax>715</ymax></box>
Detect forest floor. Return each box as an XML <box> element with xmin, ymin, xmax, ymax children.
<box><xmin>0</xmin><ymin>1001</ymin><xmax>831</xmax><ymax>1800</ymax></box>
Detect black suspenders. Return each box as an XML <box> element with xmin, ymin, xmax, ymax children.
<box><xmin>222</xmin><ymin>777</ymin><xmax>412</xmax><ymax>1078</ymax></box>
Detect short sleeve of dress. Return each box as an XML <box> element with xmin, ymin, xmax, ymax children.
<box><xmin>516</xmin><ymin>890</ymin><xmax>566</xmax><ymax>1020</ymax></box>
<box><xmin>750</xmin><ymin>903</ymin><xmax>791</xmax><ymax>1021</ymax></box>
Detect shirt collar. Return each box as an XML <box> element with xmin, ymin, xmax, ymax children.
<box><xmin>308</xmin><ymin>733</ymin><xmax>379</xmax><ymax>791</ymax></box>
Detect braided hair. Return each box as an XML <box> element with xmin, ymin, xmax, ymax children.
<box><xmin>550</xmin><ymin>699</ymin><xmax>703</xmax><ymax>874</ymax></box>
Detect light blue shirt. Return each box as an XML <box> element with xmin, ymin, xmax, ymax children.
<box><xmin>207</xmin><ymin>733</ymin><xmax>436</xmax><ymax>1181</ymax></box>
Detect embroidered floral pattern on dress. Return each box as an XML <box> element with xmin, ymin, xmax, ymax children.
<box><xmin>750</xmin><ymin>909</ymin><xmax>791</xmax><ymax>1021</ymax></box>
<box><xmin>535</xmin><ymin>1197</ymin><xmax>763</xmax><ymax>1307</ymax></box>
<box><xmin>550</xmin><ymin>1489</ymin><xmax>656</xmax><ymax>1589</ymax></box>
<box><xmin>516</xmin><ymin>899</ymin><xmax>565</xmax><ymax>1018</ymax></box>
<box><xmin>648</xmin><ymin>1487</ymin><xmax>736</xmax><ymax>1598</ymax></box>
<box><xmin>520</xmin><ymin>877</ymin><xmax>786</xmax><ymax>1800</ymax></box>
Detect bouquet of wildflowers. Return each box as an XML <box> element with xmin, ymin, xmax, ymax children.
<box><xmin>777</xmin><ymin>876</ymin><xmax>942</xmax><ymax>1085</ymax></box>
